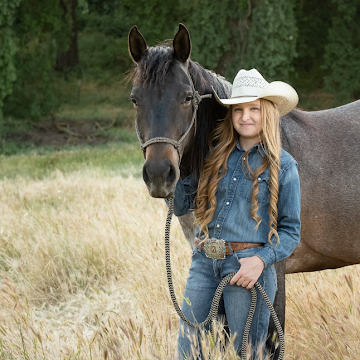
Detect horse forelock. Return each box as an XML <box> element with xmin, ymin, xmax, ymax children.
<box><xmin>130</xmin><ymin>45</ymin><xmax>176</xmax><ymax>86</ymax></box>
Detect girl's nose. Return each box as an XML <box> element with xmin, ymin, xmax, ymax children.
<box><xmin>242</xmin><ymin>110</ymin><xmax>251</xmax><ymax>121</ymax></box>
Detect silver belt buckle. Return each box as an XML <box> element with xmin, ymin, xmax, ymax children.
<box><xmin>204</xmin><ymin>238</ymin><xmax>226</xmax><ymax>260</ymax></box>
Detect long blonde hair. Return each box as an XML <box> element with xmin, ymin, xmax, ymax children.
<box><xmin>194</xmin><ymin>99</ymin><xmax>281</xmax><ymax>243</ymax></box>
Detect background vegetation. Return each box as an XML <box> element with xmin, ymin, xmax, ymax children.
<box><xmin>1</xmin><ymin>0</ymin><xmax>360</xmax><ymax>147</ymax></box>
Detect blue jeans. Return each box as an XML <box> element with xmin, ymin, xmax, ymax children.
<box><xmin>178</xmin><ymin>246</ymin><xmax>277</xmax><ymax>359</ymax></box>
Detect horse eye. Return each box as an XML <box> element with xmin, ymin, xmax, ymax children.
<box><xmin>130</xmin><ymin>97</ymin><xmax>138</xmax><ymax>107</ymax></box>
<box><xmin>185</xmin><ymin>94</ymin><xmax>193</xmax><ymax>103</ymax></box>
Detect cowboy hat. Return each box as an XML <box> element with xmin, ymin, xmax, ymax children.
<box><xmin>213</xmin><ymin>69</ymin><xmax>298</xmax><ymax>116</ymax></box>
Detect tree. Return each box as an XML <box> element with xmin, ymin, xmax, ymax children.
<box><xmin>3</xmin><ymin>0</ymin><xmax>65</xmax><ymax>120</ymax></box>
<box><xmin>245</xmin><ymin>0</ymin><xmax>297</xmax><ymax>81</ymax></box>
<box><xmin>186</xmin><ymin>0</ymin><xmax>250</xmax><ymax>79</ymax></box>
<box><xmin>323</xmin><ymin>0</ymin><xmax>360</xmax><ymax>103</ymax></box>
<box><xmin>186</xmin><ymin>0</ymin><xmax>297</xmax><ymax>82</ymax></box>
<box><xmin>0</xmin><ymin>0</ymin><xmax>22</xmax><ymax>122</ymax></box>
<box><xmin>56</xmin><ymin>0</ymin><xmax>79</xmax><ymax>71</ymax></box>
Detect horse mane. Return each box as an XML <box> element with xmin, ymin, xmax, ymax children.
<box><xmin>128</xmin><ymin>43</ymin><xmax>232</xmax><ymax>179</ymax></box>
<box><xmin>187</xmin><ymin>60</ymin><xmax>232</xmax><ymax>178</ymax></box>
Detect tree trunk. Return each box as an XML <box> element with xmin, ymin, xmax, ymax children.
<box><xmin>55</xmin><ymin>0</ymin><xmax>78</xmax><ymax>71</ymax></box>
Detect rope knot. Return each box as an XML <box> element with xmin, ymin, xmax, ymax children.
<box><xmin>192</xmin><ymin>91</ymin><xmax>202</xmax><ymax>110</ymax></box>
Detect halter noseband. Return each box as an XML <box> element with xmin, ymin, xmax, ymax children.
<box><xmin>134</xmin><ymin>72</ymin><xmax>212</xmax><ymax>162</ymax></box>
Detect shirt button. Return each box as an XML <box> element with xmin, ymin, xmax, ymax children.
<box><xmin>233</xmin><ymin>178</ymin><xmax>237</xmax><ymax>181</ymax></box>
<box><xmin>216</xmin><ymin>224</ymin><xmax>220</xmax><ymax>228</ymax></box>
<box><xmin>226</xmin><ymin>202</ymin><xmax>229</xmax><ymax>205</ymax></box>
<box><xmin>242</xmin><ymin>157</ymin><xmax>245</xmax><ymax>160</ymax></box>
<box><xmin>258</xmin><ymin>177</ymin><xmax>261</xmax><ymax>181</ymax></box>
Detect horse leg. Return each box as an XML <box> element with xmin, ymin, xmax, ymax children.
<box><xmin>266</xmin><ymin>260</ymin><xmax>286</xmax><ymax>360</ymax></box>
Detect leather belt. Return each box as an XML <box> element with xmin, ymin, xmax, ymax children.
<box><xmin>195</xmin><ymin>237</ymin><xmax>263</xmax><ymax>260</ymax></box>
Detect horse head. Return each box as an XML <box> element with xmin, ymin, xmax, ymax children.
<box><xmin>128</xmin><ymin>24</ymin><xmax>231</xmax><ymax>198</ymax></box>
<box><xmin>128</xmin><ymin>24</ymin><xmax>198</xmax><ymax>198</ymax></box>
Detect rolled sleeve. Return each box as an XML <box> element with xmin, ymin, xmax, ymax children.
<box><xmin>256</xmin><ymin>161</ymin><xmax>301</xmax><ymax>268</ymax></box>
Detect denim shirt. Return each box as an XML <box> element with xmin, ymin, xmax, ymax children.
<box><xmin>172</xmin><ymin>142</ymin><xmax>301</xmax><ymax>268</ymax></box>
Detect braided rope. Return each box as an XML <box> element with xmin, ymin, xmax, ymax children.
<box><xmin>165</xmin><ymin>198</ymin><xmax>285</xmax><ymax>359</ymax></box>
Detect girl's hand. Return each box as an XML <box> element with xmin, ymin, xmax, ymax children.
<box><xmin>230</xmin><ymin>256</ymin><xmax>265</xmax><ymax>289</ymax></box>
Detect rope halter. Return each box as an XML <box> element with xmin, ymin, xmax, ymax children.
<box><xmin>134</xmin><ymin>73</ymin><xmax>212</xmax><ymax>162</ymax></box>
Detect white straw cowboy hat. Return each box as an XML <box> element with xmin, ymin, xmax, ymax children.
<box><xmin>213</xmin><ymin>69</ymin><xmax>298</xmax><ymax>116</ymax></box>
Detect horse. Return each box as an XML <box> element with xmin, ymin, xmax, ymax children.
<box><xmin>128</xmin><ymin>23</ymin><xmax>360</xmax><ymax>359</ymax></box>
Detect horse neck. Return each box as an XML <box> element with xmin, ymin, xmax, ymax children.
<box><xmin>181</xmin><ymin>62</ymin><xmax>231</xmax><ymax>179</ymax></box>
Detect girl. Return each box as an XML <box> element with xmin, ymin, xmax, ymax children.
<box><xmin>172</xmin><ymin>69</ymin><xmax>301</xmax><ymax>359</ymax></box>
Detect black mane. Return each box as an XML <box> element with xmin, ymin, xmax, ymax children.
<box><xmin>186</xmin><ymin>60</ymin><xmax>231</xmax><ymax>178</ymax></box>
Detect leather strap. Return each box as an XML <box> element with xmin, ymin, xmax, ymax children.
<box><xmin>195</xmin><ymin>238</ymin><xmax>263</xmax><ymax>256</ymax></box>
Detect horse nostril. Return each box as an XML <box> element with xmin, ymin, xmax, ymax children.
<box><xmin>166</xmin><ymin>162</ymin><xmax>176</xmax><ymax>186</ymax></box>
<box><xmin>143</xmin><ymin>165</ymin><xmax>151</xmax><ymax>185</ymax></box>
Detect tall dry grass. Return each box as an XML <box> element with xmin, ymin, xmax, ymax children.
<box><xmin>0</xmin><ymin>172</ymin><xmax>359</xmax><ymax>359</ymax></box>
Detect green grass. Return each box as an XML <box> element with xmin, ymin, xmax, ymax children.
<box><xmin>0</xmin><ymin>139</ymin><xmax>143</xmax><ymax>180</ymax></box>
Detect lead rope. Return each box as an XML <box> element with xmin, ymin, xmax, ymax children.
<box><xmin>165</xmin><ymin>198</ymin><xmax>285</xmax><ymax>360</ymax></box>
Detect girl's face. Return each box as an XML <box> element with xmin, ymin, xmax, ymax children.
<box><xmin>231</xmin><ymin>99</ymin><xmax>263</xmax><ymax>149</ymax></box>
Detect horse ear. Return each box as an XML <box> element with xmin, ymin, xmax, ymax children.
<box><xmin>128</xmin><ymin>25</ymin><xmax>147</xmax><ymax>63</ymax></box>
<box><xmin>173</xmin><ymin>23</ymin><xmax>191</xmax><ymax>63</ymax></box>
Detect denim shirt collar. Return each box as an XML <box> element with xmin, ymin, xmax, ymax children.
<box><xmin>234</xmin><ymin>140</ymin><xmax>267</xmax><ymax>157</ymax></box>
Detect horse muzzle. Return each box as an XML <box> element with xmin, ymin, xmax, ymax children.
<box><xmin>142</xmin><ymin>145</ymin><xmax>180</xmax><ymax>198</ymax></box>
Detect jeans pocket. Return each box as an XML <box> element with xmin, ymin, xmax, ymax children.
<box><xmin>233</xmin><ymin>247</ymin><xmax>261</xmax><ymax>261</ymax></box>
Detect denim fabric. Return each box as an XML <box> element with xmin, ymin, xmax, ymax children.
<box><xmin>172</xmin><ymin>142</ymin><xmax>301</xmax><ymax>268</ymax></box>
<box><xmin>178</xmin><ymin>246</ymin><xmax>277</xmax><ymax>360</ymax></box>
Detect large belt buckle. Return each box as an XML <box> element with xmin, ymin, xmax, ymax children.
<box><xmin>204</xmin><ymin>238</ymin><xmax>226</xmax><ymax>260</ymax></box>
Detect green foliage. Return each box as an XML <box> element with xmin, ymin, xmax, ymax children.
<box><xmin>3</xmin><ymin>34</ymin><xmax>60</xmax><ymax>120</ymax></box>
<box><xmin>183</xmin><ymin>0</ymin><xmax>297</xmax><ymax>82</ymax></box>
<box><xmin>2</xmin><ymin>0</ymin><xmax>360</xmax><ymax>130</ymax></box>
<box><xmin>0</xmin><ymin>0</ymin><xmax>21</xmax><ymax>121</ymax></box>
<box><xmin>77</xmin><ymin>17</ymin><xmax>132</xmax><ymax>77</ymax></box>
<box><xmin>185</xmin><ymin>0</ymin><xmax>249</xmax><ymax>80</ymax></box>
<box><xmin>292</xmin><ymin>0</ymin><xmax>331</xmax><ymax>90</ymax></box>
<box><xmin>3</xmin><ymin>0</ymin><xmax>75</xmax><ymax>121</ymax></box>
<box><xmin>323</xmin><ymin>0</ymin><xmax>360</xmax><ymax>103</ymax></box>
<box><xmin>117</xmin><ymin>0</ymin><xmax>188</xmax><ymax>46</ymax></box>
<box><xmin>245</xmin><ymin>0</ymin><xmax>297</xmax><ymax>81</ymax></box>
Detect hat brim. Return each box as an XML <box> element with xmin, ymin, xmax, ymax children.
<box><xmin>213</xmin><ymin>90</ymin><xmax>258</xmax><ymax>107</ymax></box>
<box><xmin>258</xmin><ymin>81</ymin><xmax>298</xmax><ymax>116</ymax></box>
<box><xmin>212</xmin><ymin>81</ymin><xmax>298</xmax><ymax>116</ymax></box>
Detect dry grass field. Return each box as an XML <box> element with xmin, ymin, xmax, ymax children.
<box><xmin>0</xmin><ymin>156</ymin><xmax>359</xmax><ymax>359</ymax></box>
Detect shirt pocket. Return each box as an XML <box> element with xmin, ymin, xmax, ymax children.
<box><xmin>239</xmin><ymin>172</ymin><xmax>270</xmax><ymax>204</ymax></box>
